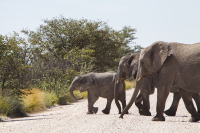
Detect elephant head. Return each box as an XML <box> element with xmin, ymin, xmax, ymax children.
<box><xmin>137</xmin><ymin>41</ymin><xmax>169</xmax><ymax>80</ymax></box>
<box><xmin>120</xmin><ymin>41</ymin><xmax>170</xmax><ymax>118</ymax></box>
<box><xmin>69</xmin><ymin>74</ymin><xmax>93</xmax><ymax>100</ymax></box>
<box><xmin>116</xmin><ymin>52</ymin><xmax>140</xmax><ymax>81</ymax></box>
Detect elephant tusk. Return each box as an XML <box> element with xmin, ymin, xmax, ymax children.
<box><xmin>117</xmin><ymin>78</ymin><xmax>120</xmax><ymax>83</ymax></box>
<box><xmin>137</xmin><ymin>75</ymin><xmax>143</xmax><ymax>81</ymax></box>
<box><xmin>117</xmin><ymin>78</ymin><xmax>123</xmax><ymax>83</ymax></box>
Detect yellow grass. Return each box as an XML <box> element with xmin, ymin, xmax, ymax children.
<box><xmin>125</xmin><ymin>80</ymin><xmax>136</xmax><ymax>90</ymax></box>
<box><xmin>73</xmin><ymin>90</ymin><xmax>88</xmax><ymax>99</ymax></box>
<box><xmin>23</xmin><ymin>88</ymin><xmax>46</xmax><ymax>113</ymax></box>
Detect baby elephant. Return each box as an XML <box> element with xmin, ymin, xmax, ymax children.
<box><xmin>69</xmin><ymin>71</ymin><xmax>127</xmax><ymax>114</ymax></box>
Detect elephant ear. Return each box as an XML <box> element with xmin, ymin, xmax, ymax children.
<box><xmin>151</xmin><ymin>42</ymin><xmax>169</xmax><ymax>73</ymax></box>
<box><xmin>127</xmin><ymin>54</ymin><xmax>135</xmax><ymax>66</ymax></box>
<box><xmin>79</xmin><ymin>75</ymin><xmax>93</xmax><ymax>92</ymax></box>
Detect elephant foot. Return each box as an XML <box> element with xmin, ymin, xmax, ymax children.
<box><xmin>119</xmin><ymin>111</ymin><xmax>128</xmax><ymax>114</ymax></box>
<box><xmin>164</xmin><ymin>109</ymin><xmax>176</xmax><ymax>116</ymax></box>
<box><xmin>138</xmin><ymin>109</ymin><xmax>143</xmax><ymax>114</ymax></box>
<box><xmin>189</xmin><ymin>115</ymin><xmax>200</xmax><ymax>122</ymax></box>
<box><xmin>93</xmin><ymin>107</ymin><xmax>98</xmax><ymax>114</ymax></box>
<box><xmin>86</xmin><ymin>111</ymin><xmax>94</xmax><ymax>114</ymax></box>
<box><xmin>151</xmin><ymin>114</ymin><xmax>165</xmax><ymax>121</ymax></box>
<box><xmin>140</xmin><ymin>110</ymin><xmax>151</xmax><ymax>116</ymax></box>
<box><xmin>102</xmin><ymin>109</ymin><xmax>110</xmax><ymax>114</ymax></box>
<box><xmin>125</xmin><ymin>111</ymin><xmax>129</xmax><ymax>114</ymax></box>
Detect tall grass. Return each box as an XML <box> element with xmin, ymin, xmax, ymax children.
<box><xmin>0</xmin><ymin>87</ymin><xmax>88</xmax><ymax>118</ymax></box>
<box><xmin>23</xmin><ymin>88</ymin><xmax>58</xmax><ymax>113</ymax></box>
<box><xmin>44</xmin><ymin>92</ymin><xmax>58</xmax><ymax>108</ymax></box>
<box><xmin>0</xmin><ymin>95</ymin><xmax>26</xmax><ymax>118</ymax></box>
<box><xmin>23</xmin><ymin>89</ymin><xmax>46</xmax><ymax>113</ymax></box>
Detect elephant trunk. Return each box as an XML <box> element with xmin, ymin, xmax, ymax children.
<box><xmin>119</xmin><ymin>77</ymin><xmax>142</xmax><ymax>118</ymax></box>
<box><xmin>69</xmin><ymin>85</ymin><xmax>83</xmax><ymax>100</ymax></box>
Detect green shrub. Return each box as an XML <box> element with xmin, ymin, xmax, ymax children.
<box><xmin>0</xmin><ymin>95</ymin><xmax>27</xmax><ymax>118</ymax></box>
<box><xmin>44</xmin><ymin>92</ymin><xmax>58</xmax><ymax>107</ymax></box>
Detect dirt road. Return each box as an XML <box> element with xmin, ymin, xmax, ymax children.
<box><xmin>1</xmin><ymin>89</ymin><xmax>200</xmax><ymax>133</ymax></box>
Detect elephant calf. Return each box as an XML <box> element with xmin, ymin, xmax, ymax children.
<box><xmin>69</xmin><ymin>71</ymin><xmax>127</xmax><ymax>114</ymax></box>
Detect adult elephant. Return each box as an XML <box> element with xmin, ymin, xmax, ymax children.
<box><xmin>120</xmin><ymin>41</ymin><xmax>200</xmax><ymax>122</ymax></box>
<box><xmin>69</xmin><ymin>71</ymin><xmax>127</xmax><ymax>114</ymax></box>
<box><xmin>116</xmin><ymin>52</ymin><xmax>200</xmax><ymax>116</ymax></box>
<box><xmin>114</xmin><ymin>53</ymin><xmax>140</xmax><ymax>114</ymax></box>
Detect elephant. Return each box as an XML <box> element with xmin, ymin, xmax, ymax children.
<box><xmin>69</xmin><ymin>71</ymin><xmax>127</xmax><ymax>114</ymax></box>
<box><xmin>114</xmin><ymin>53</ymin><xmax>139</xmax><ymax>114</ymax></box>
<box><xmin>117</xmin><ymin>52</ymin><xmax>200</xmax><ymax>116</ymax></box>
<box><xmin>120</xmin><ymin>41</ymin><xmax>200</xmax><ymax>122</ymax></box>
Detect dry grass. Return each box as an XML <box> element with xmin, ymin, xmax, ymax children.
<box><xmin>23</xmin><ymin>88</ymin><xmax>46</xmax><ymax>113</ymax></box>
<box><xmin>73</xmin><ymin>90</ymin><xmax>88</xmax><ymax>99</ymax></box>
<box><xmin>125</xmin><ymin>80</ymin><xmax>136</xmax><ymax>90</ymax></box>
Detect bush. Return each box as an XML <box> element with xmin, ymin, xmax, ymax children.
<box><xmin>0</xmin><ymin>95</ymin><xmax>27</xmax><ymax>118</ymax></box>
<box><xmin>23</xmin><ymin>88</ymin><xmax>46</xmax><ymax>113</ymax></box>
<box><xmin>44</xmin><ymin>92</ymin><xmax>58</xmax><ymax>108</ymax></box>
<box><xmin>23</xmin><ymin>88</ymin><xmax>60</xmax><ymax>112</ymax></box>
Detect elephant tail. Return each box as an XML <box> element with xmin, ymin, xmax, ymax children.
<box><xmin>119</xmin><ymin>80</ymin><xmax>141</xmax><ymax>118</ymax></box>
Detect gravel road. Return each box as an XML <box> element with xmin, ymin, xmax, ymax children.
<box><xmin>1</xmin><ymin>88</ymin><xmax>200</xmax><ymax>133</ymax></box>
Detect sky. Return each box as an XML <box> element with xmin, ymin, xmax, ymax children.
<box><xmin>0</xmin><ymin>0</ymin><xmax>199</xmax><ymax>48</ymax></box>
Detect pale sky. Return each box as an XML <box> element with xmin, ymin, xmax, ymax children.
<box><xmin>0</xmin><ymin>0</ymin><xmax>199</xmax><ymax>48</ymax></box>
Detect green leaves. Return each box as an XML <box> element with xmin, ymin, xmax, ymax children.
<box><xmin>0</xmin><ymin>32</ymin><xmax>31</xmax><ymax>97</ymax></box>
<box><xmin>1</xmin><ymin>16</ymin><xmax>142</xmax><ymax>97</ymax></box>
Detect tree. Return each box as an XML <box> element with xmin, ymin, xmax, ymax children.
<box><xmin>0</xmin><ymin>32</ymin><xmax>31</xmax><ymax>97</ymax></box>
<box><xmin>23</xmin><ymin>16</ymin><xmax>138</xmax><ymax>70</ymax></box>
<box><xmin>21</xmin><ymin>16</ymin><xmax>141</xmax><ymax>95</ymax></box>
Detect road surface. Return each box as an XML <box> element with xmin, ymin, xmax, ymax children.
<box><xmin>1</xmin><ymin>89</ymin><xmax>200</xmax><ymax>133</ymax></box>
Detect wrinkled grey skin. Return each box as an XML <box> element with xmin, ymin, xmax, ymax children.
<box><xmin>69</xmin><ymin>71</ymin><xmax>127</xmax><ymax>114</ymax></box>
<box><xmin>120</xmin><ymin>41</ymin><xmax>200</xmax><ymax>122</ymax></box>
<box><xmin>117</xmin><ymin>53</ymin><xmax>200</xmax><ymax>116</ymax></box>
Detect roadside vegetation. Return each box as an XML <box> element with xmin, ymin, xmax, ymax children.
<box><xmin>0</xmin><ymin>16</ymin><xmax>142</xmax><ymax>119</ymax></box>
<box><xmin>125</xmin><ymin>80</ymin><xmax>136</xmax><ymax>90</ymax></box>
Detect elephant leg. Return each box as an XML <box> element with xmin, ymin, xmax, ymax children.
<box><xmin>87</xmin><ymin>92</ymin><xmax>99</xmax><ymax>114</ymax></box>
<box><xmin>102</xmin><ymin>98</ymin><xmax>113</xmax><ymax>114</ymax></box>
<box><xmin>140</xmin><ymin>90</ymin><xmax>151</xmax><ymax>116</ymax></box>
<box><xmin>179</xmin><ymin>89</ymin><xmax>200</xmax><ymax>122</ymax></box>
<box><xmin>135</xmin><ymin>92</ymin><xmax>143</xmax><ymax>113</ymax></box>
<box><xmin>152</xmin><ymin>86</ymin><xmax>170</xmax><ymax>121</ymax></box>
<box><xmin>139</xmin><ymin>80</ymin><xmax>152</xmax><ymax>116</ymax></box>
<box><xmin>164</xmin><ymin>92</ymin><xmax>181</xmax><ymax>116</ymax></box>
<box><xmin>191</xmin><ymin>93</ymin><xmax>200</xmax><ymax>114</ymax></box>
